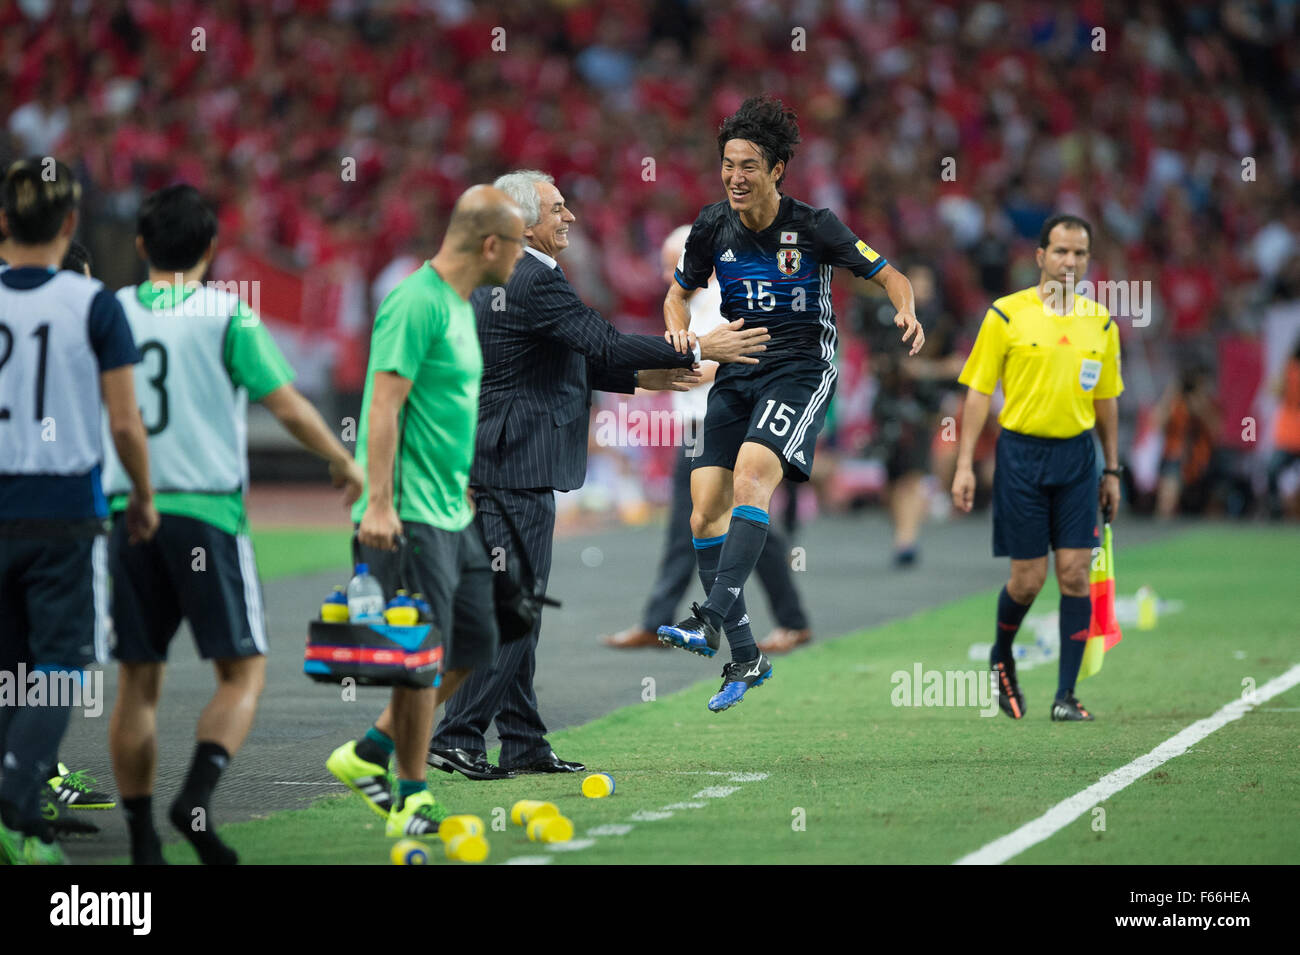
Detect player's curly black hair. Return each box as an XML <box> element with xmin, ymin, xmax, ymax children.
<box><xmin>717</xmin><ymin>95</ymin><xmax>801</xmax><ymax>188</ymax></box>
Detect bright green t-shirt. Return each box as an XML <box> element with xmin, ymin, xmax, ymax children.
<box><xmin>109</xmin><ymin>281</ymin><xmax>295</xmax><ymax>535</ymax></box>
<box><xmin>351</xmin><ymin>263</ymin><xmax>481</xmax><ymax>531</ymax></box>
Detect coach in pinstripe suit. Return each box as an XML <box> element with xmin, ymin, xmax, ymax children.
<box><xmin>428</xmin><ymin>170</ymin><xmax>769</xmax><ymax>778</ymax></box>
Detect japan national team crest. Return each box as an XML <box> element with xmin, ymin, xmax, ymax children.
<box><xmin>777</xmin><ymin>248</ymin><xmax>801</xmax><ymax>275</ymax></box>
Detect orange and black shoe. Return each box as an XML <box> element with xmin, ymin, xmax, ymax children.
<box><xmin>1050</xmin><ymin>693</ymin><xmax>1094</xmax><ymax>722</ymax></box>
<box><xmin>991</xmin><ymin>656</ymin><xmax>1026</xmax><ymax>720</ymax></box>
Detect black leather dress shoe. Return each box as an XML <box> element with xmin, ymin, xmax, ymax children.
<box><xmin>427</xmin><ymin>747</ymin><xmax>516</xmax><ymax>780</ymax></box>
<box><xmin>508</xmin><ymin>752</ymin><xmax>586</xmax><ymax>774</ymax></box>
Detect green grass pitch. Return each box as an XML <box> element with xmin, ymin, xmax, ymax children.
<box><xmin>145</xmin><ymin>526</ymin><xmax>1298</xmax><ymax>864</ymax></box>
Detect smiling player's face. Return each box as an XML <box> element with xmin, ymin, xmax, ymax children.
<box><xmin>720</xmin><ymin>139</ymin><xmax>782</xmax><ymax>214</ymax></box>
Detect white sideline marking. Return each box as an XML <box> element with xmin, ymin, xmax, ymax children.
<box><xmin>274</xmin><ymin>781</ymin><xmax>343</xmax><ymax>786</ymax></box>
<box><xmin>588</xmin><ymin>824</ymin><xmax>635</xmax><ymax>836</ymax></box>
<box><xmin>630</xmin><ymin>810</ymin><xmax>674</xmax><ymax>821</ymax></box>
<box><xmin>693</xmin><ymin>786</ymin><xmax>739</xmax><ymax>799</ymax></box>
<box><xmin>661</xmin><ymin>802</ymin><xmax>707</xmax><ymax>810</ymax></box>
<box><xmin>504</xmin><ymin>856</ymin><xmax>553</xmax><ymax>865</ymax></box>
<box><xmin>955</xmin><ymin>663</ymin><xmax>1300</xmax><ymax>866</ymax></box>
<box><xmin>548</xmin><ymin>838</ymin><xmax>596</xmax><ymax>852</ymax></box>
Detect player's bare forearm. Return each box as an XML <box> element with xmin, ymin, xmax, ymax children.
<box><xmin>364</xmin><ymin>371</ymin><xmax>412</xmax><ymax>509</ymax></box>
<box><xmin>262</xmin><ymin>384</ymin><xmax>351</xmax><ymax>468</ymax></box>
<box><xmin>956</xmin><ymin>388</ymin><xmax>992</xmax><ymax>469</ymax></box>
<box><xmin>101</xmin><ymin>366</ymin><xmax>153</xmax><ymax>499</ymax></box>
<box><xmin>1094</xmin><ymin>397</ymin><xmax>1119</xmax><ymax>469</ymax></box>
<box><xmin>664</xmin><ymin>284</ymin><xmax>693</xmax><ymax>333</ymax></box>
<box><xmin>663</xmin><ymin>284</ymin><xmax>697</xmax><ymax>355</ymax></box>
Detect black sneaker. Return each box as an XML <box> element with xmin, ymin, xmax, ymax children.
<box><xmin>1050</xmin><ymin>693</ymin><xmax>1094</xmax><ymax>721</ymax></box>
<box><xmin>47</xmin><ymin>764</ymin><xmax>115</xmax><ymax>810</ymax></box>
<box><xmin>707</xmin><ymin>652</ymin><xmax>773</xmax><ymax>712</ymax></box>
<box><xmin>992</xmin><ymin>657</ymin><xmax>1026</xmax><ymax>720</ymax></box>
<box><xmin>656</xmin><ymin>602</ymin><xmax>723</xmax><ymax>657</ymax></box>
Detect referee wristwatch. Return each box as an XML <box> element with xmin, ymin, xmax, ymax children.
<box><xmin>1101</xmin><ymin>466</ymin><xmax>1124</xmax><ymax>478</ymax></box>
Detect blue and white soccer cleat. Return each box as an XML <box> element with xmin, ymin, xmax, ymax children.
<box><xmin>657</xmin><ymin>602</ymin><xmax>722</xmax><ymax>658</ymax></box>
<box><xmin>707</xmin><ymin>653</ymin><xmax>773</xmax><ymax>712</ymax></box>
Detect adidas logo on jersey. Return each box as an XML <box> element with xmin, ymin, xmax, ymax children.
<box><xmin>720</xmin><ymin>249</ymin><xmax>736</xmax><ymax>263</ymax></box>
<box><xmin>737</xmin><ymin>614</ymin><xmax>750</xmax><ymax>627</ymax></box>
<box><xmin>728</xmin><ymin>587</ymin><xmax>741</xmax><ymax>597</ymax></box>
<box><xmin>793</xmin><ymin>450</ymin><xmax>807</xmax><ymax>465</ymax></box>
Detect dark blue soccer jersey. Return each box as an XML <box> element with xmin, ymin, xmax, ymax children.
<box><xmin>674</xmin><ymin>195</ymin><xmax>888</xmax><ymax>363</ymax></box>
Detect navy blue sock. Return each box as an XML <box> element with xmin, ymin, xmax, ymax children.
<box><xmin>1057</xmin><ymin>594</ymin><xmax>1092</xmax><ymax>698</ymax></box>
<box><xmin>0</xmin><ymin>686</ymin><xmax>71</xmax><ymax>835</ymax></box>
<box><xmin>993</xmin><ymin>587</ymin><xmax>1033</xmax><ymax>664</ymax></box>
<box><xmin>722</xmin><ymin>591</ymin><xmax>758</xmax><ymax>663</ymax></box>
<box><xmin>693</xmin><ymin>534</ymin><xmax>725</xmax><ymax>596</ymax></box>
<box><xmin>701</xmin><ymin>507</ymin><xmax>769</xmax><ymax>628</ymax></box>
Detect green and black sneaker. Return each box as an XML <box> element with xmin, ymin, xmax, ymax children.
<box><xmin>47</xmin><ymin>764</ymin><xmax>116</xmax><ymax>810</ymax></box>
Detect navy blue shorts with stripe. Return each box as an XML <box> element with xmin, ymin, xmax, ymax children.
<box><xmin>993</xmin><ymin>428</ymin><xmax>1100</xmax><ymax>559</ymax></box>
<box><xmin>109</xmin><ymin>513</ymin><xmax>266</xmax><ymax>663</ymax></box>
<box><xmin>692</xmin><ymin>358</ymin><xmax>836</xmax><ymax>482</ymax></box>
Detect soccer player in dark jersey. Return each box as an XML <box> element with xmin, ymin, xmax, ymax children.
<box><xmin>658</xmin><ymin>96</ymin><xmax>924</xmax><ymax>711</ymax></box>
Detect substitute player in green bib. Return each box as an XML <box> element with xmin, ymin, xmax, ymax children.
<box><xmin>326</xmin><ymin>185</ymin><xmax>526</xmax><ymax>838</ymax></box>
<box><xmin>952</xmin><ymin>214</ymin><xmax>1123</xmax><ymax>722</ymax></box>
<box><xmin>104</xmin><ymin>185</ymin><xmax>365</xmax><ymax>864</ymax></box>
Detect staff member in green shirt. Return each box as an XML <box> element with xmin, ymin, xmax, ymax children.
<box><xmin>327</xmin><ymin>185</ymin><xmax>527</xmax><ymax>838</ymax></box>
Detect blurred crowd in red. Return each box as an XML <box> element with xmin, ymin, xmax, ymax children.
<box><xmin>3</xmin><ymin>0</ymin><xmax>1299</xmax><ymax>517</ymax></box>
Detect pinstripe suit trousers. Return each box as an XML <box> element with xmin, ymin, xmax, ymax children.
<box><xmin>431</xmin><ymin>486</ymin><xmax>556</xmax><ymax>767</ymax></box>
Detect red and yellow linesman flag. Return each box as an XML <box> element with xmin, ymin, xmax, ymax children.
<box><xmin>1080</xmin><ymin>523</ymin><xmax>1123</xmax><ymax>680</ymax></box>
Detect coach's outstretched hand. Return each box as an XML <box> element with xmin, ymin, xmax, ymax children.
<box><xmin>698</xmin><ymin>318</ymin><xmax>770</xmax><ymax>365</ymax></box>
<box><xmin>638</xmin><ymin>367</ymin><xmax>703</xmax><ymax>392</ymax></box>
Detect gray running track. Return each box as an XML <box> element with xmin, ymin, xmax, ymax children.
<box><xmin>55</xmin><ymin>511</ymin><xmax>1180</xmax><ymax>863</ymax></box>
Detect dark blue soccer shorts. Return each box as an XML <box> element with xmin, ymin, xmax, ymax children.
<box><xmin>692</xmin><ymin>358</ymin><xmax>836</xmax><ymax>482</ymax></box>
<box><xmin>992</xmin><ymin>428</ymin><xmax>1100</xmax><ymax>559</ymax></box>
<box><xmin>110</xmin><ymin>513</ymin><xmax>266</xmax><ymax>663</ymax></box>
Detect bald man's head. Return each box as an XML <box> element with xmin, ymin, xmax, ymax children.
<box><xmin>437</xmin><ymin>184</ymin><xmax>526</xmax><ymax>287</ymax></box>
<box><xmin>447</xmin><ymin>185</ymin><xmax>525</xmax><ymax>254</ymax></box>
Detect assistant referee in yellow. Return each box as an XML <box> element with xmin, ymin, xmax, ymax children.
<box><xmin>952</xmin><ymin>214</ymin><xmax>1122</xmax><ymax>722</ymax></box>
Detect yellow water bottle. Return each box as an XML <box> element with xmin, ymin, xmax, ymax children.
<box><xmin>1137</xmin><ymin>586</ymin><xmax>1158</xmax><ymax>631</ymax></box>
<box><xmin>321</xmin><ymin>586</ymin><xmax>349</xmax><ymax>623</ymax></box>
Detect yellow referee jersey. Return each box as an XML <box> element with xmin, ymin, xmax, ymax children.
<box><xmin>958</xmin><ymin>286</ymin><xmax>1123</xmax><ymax>438</ymax></box>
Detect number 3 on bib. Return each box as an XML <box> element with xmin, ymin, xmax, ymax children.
<box><xmin>756</xmin><ymin>399</ymin><xmax>798</xmax><ymax>437</ymax></box>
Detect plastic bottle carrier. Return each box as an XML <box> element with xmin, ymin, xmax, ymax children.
<box><xmin>303</xmin><ymin>535</ymin><xmax>443</xmax><ymax>688</ymax></box>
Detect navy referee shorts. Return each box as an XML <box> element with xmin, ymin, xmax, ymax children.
<box><xmin>992</xmin><ymin>427</ymin><xmax>1100</xmax><ymax>559</ymax></box>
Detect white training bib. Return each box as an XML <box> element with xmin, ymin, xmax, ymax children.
<box><xmin>101</xmin><ymin>286</ymin><xmax>249</xmax><ymax>496</ymax></box>
<box><xmin>0</xmin><ymin>271</ymin><xmax>105</xmax><ymax>475</ymax></box>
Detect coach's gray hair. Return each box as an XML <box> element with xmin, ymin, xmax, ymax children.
<box><xmin>492</xmin><ymin>170</ymin><xmax>553</xmax><ymax>228</ymax></box>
